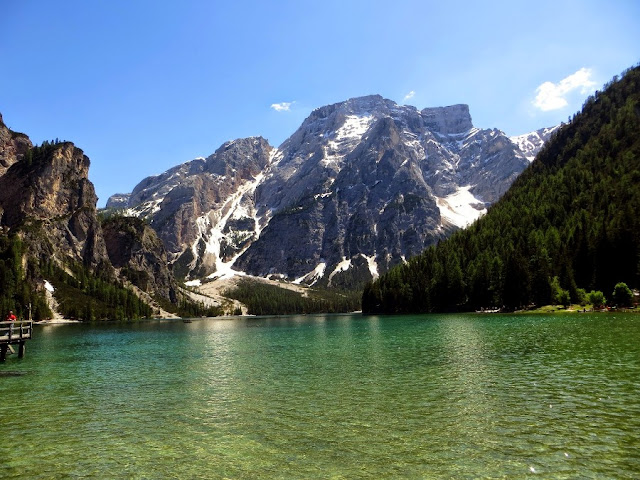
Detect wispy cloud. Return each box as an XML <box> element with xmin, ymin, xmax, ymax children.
<box><xmin>403</xmin><ymin>90</ymin><xmax>415</xmax><ymax>102</ymax></box>
<box><xmin>533</xmin><ymin>68</ymin><xmax>597</xmax><ymax>111</ymax></box>
<box><xmin>271</xmin><ymin>101</ymin><xmax>294</xmax><ymax>112</ymax></box>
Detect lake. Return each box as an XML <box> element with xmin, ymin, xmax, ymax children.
<box><xmin>1</xmin><ymin>313</ymin><xmax>639</xmax><ymax>478</ymax></box>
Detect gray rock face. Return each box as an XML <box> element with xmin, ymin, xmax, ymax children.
<box><xmin>105</xmin><ymin>193</ymin><xmax>131</xmax><ymax>209</ymax></box>
<box><xmin>111</xmin><ymin>137</ymin><xmax>273</xmax><ymax>278</ymax></box>
<box><xmin>109</xmin><ymin>96</ymin><xmax>553</xmax><ymax>287</ymax></box>
<box><xmin>422</xmin><ymin>104</ymin><xmax>473</xmax><ymax>134</ymax></box>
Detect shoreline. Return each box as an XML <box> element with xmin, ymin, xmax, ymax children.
<box><xmin>33</xmin><ymin>319</ymin><xmax>82</xmax><ymax>325</ymax></box>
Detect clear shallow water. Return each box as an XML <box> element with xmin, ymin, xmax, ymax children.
<box><xmin>1</xmin><ymin>313</ymin><xmax>639</xmax><ymax>479</ymax></box>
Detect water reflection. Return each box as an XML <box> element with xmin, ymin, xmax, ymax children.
<box><xmin>440</xmin><ymin>316</ymin><xmax>497</xmax><ymax>419</ymax></box>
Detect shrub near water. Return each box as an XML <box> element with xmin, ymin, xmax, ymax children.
<box><xmin>612</xmin><ymin>282</ymin><xmax>633</xmax><ymax>307</ymax></box>
<box><xmin>586</xmin><ymin>290</ymin><xmax>606</xmax><ymax>308</ymax></box>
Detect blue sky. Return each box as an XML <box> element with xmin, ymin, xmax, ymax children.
<box><xmin>1</xmin><ymin>1</ymin><xmax>638</xmax><ymax>206</ymax></box>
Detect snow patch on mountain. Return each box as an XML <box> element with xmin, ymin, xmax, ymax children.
<box><xmin>436</xmin><ymin>186</ymin><xmax>487</xmax><ymax>228</ymax></box>
<box><xmin>322</xmin><ymin>114</ymin><xmax>374</xmax><ymax>167</ymax></box>
<box><xmin>510</xmin><ymin>125</ymin><xmax>560</xmax><ymax>162</ymax></box>
<box><xmin>293</xmin><ymin>262</ymin><xmax>327</xmax><ymax>286</ymax></box>
<box><xmin>191</xmin><ymin>171</ymin><xmax>268</xmax><ymax>279</ymax></box>
<box><xmin>328</xmin><ymin>257</ymin><xmax>352</xmax><ymax>286</ymax></box>
<box><xmin>361</xmin><ymin>254</ymin><xmax>379</xmax><ymax>279</ymax></box>
<box><xmin>335</xmin><ymin>115</ymin><xmax>373</xmax><ymax>141</ymax></box>
<box><xmin>125</xmin><ymin>198</ymin><xmax>164</xmax><ymax>218</ymax></box>
<box><xmin>269</xmin><ymin>148</ymin><xmax>284</xmax><ymax>167</ymax></box>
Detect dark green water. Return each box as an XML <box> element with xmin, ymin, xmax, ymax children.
<box><xmin>1</xmin><ymin>313</ymin><xmax>639</xmax><ymax>479</ymax></box>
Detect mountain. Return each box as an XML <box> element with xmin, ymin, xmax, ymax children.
<box><xmin>108</xmin><ymin>96</ymin><xmax>552</xmax><ymax>287</ymax></box>
<box><xmin>0</xmin><ymin>115</ymin><xmax>199</xmax><ymax>320</ymax></box>
<box><xmin>363</xmin><ymin>65</ymin><xmax>640</xmax><ymax>313</ymax></box>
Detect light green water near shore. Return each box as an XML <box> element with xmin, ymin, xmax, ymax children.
<box><xmin>1</xmin><ymin>313</ymin><xmax>639</xmax><ymax>478</ymax></box>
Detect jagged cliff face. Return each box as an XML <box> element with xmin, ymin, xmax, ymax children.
<box><xmin>0</xmin><ymin>113</ymin><xmax>32</xmax><ymax>175</ymax></box>
<box><xmin>109</xmin><ymin>95</ymin><xmax>553</xmax><ymax>286</ymax></box>
<box><xmin>102</xmin><ymin>216</ymin><xmax>177</xmax><ymax>302</ymax></box>
<box><xmin>0</xmin><ymin>118</ymin><xmax>108</xmax><ymax>268</ymax></box>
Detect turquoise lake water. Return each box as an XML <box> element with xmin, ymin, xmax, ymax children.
<box><xmin>1</xmin><ymin>313</ymin><xmax>639</xmax><ymax>479</ymax></box>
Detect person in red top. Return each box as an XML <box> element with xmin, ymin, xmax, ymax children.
<box><xmin>6</xmin><ymin>311</ymin><xmax>16</xmax><ymax>321</ymax></box>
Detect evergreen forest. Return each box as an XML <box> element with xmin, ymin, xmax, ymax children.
<box><xmin>225</xmin><ymin>279</ymin><xmax>362</xmax><ymax>315</ymax></box>
<box><xmin>43</xmin><ymin>259</ymin><xmax>154</xmax><ymax>321</ymax></box>
<box><xmin>362</xmin><ymin>65</ymin><xmax>640</xmax><ymax>314</ymax></box>
<box><xmin>0</xmin><ymin>234</ymin><xmax>51</xmax><ymax>321</ymax></box>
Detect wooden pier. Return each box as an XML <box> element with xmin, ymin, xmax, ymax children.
<box><xmin>0</xmin><ymin>321</ymin><xmax>33</xmax><ymax>361</ymax></box>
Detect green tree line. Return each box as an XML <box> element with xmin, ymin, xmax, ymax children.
<box><xmin>0</xmin><ymin>234</ymin><xmax>51</xmax><ymax>321</ymax></box>
<box><xmin>225</xmin><ymin>279</ymin><xmax>362</xmax><ymax>315</ymax></box>
<box><xmin>363</xmin><ymin>64</ymin><xmax>640</xmax><ymax>314</ymax></box>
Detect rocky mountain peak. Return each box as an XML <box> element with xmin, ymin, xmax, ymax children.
<box><xmin>205</xmin><ymin>136</ymin><xmax>272</xmax><ymax>178</ymax></box>
<box><xmin>421</xmin><ymin>104</ymin><xmax>473</xmax><ymax>135</ymax></box>
<box><xmin>306</xmin><ymin>95</ymin><xmax>389</xmax><ymax>122</ymax></box>
<box><xmin>0</xmin><ymin>114</ymin><xmax>33</xmax><ymax>176</ymax></box>
<box><xmin>289</xmin><ymin>95</ymin><xmax>413</xmax><ymax>142</ymax></box>
<box><xmin>105</xmin><ymin>193</ymin><xmax>131</xmax><ymax>209</ymax></box>
<box><xmin>338</xmin><ymin>95</ymin><xmax>403</xmax><ymax>115</ymax></box>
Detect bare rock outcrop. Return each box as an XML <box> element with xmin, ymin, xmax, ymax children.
<box><xmin>0</xmin><ymin>117</ymin><xmax>108</xmax><ymax>269</ymax></box>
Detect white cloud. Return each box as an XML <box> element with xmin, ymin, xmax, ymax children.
<box><xmin>403</xmin><ymin>90</ymin><xmax>415</xmax><ymax>102</ymax></box>
<box><xmin>533</xmin><ymin>68</ymin><xmax>597</xmax><ymax>111</ymax></box>
<box><xmin>271</xmin><ymin>101</ymin><xmax>293</xmax><ymax>112</ymax></box>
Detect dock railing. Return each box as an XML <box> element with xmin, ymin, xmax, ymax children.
<box><xmin>0</xmin><ymin>321</ymin><xmax>33</xmax><ymax>360</ymax></box>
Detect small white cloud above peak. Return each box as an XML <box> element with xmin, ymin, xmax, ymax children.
<box><xmin>271</xmin><ymin>101</ymin><xmax>294</xmax><ymax>112</ymax></box>
<box><xmin>533</xmin><ymin>68</ymin><xmax>597</xmax><ymax>111</ymax></box>
<box><xmin>403</xmin><ymin>90</ymin><xmax>416</xmax><ymax>102</ymax></box>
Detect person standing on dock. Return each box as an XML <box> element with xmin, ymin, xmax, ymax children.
<box><xmin>5</xmin><ymin>311</ymin><xmax>16</xmax><ymax>321</ymax></box>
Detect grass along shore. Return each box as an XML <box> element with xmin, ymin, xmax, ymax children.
<box><xmin>514</xmin><ymin>304</ymin><xmax>637</xmax><ymax>314</ymax></box>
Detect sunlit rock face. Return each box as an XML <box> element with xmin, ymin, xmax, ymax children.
<box><xmin>0</xmin><ymin>115</ymin><xmax>108</xmax><ymax>268</ymax></box>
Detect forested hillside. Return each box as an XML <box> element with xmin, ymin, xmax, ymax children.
<box><xmin>225</xmin><ymin>279</ymin><xmax>362</xmax><ymax>315</ymax></box>
<box><xmin>363</xmin><ymin>65</ymin><xmax>640</xmax><ymax>314</ymax></box>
